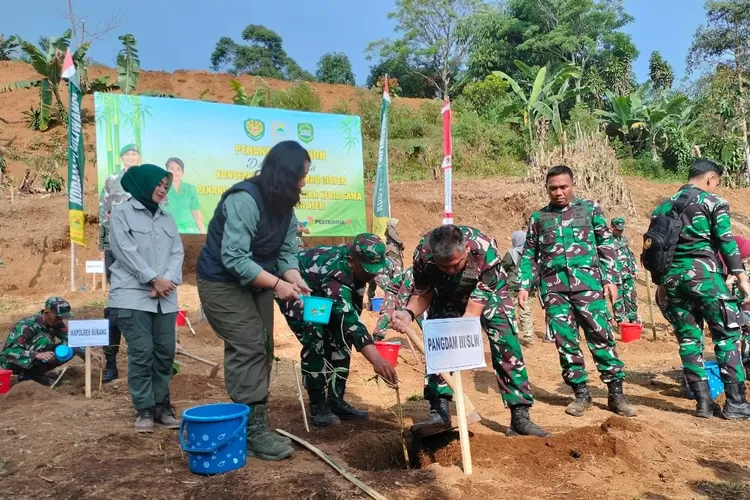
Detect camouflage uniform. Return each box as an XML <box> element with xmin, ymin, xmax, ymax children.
<box><xmin>277</xmin><ymin>235</ymin><xmax>385</xmax><ymax>405</ymax></box>
<box><xmin>413</xmin><ymin>226</ymin><xmax>534</xmax><ymax>408</ymax></box>
<box><xmin>99</xmin><ymin>169</ymin><xmax>133</xmax><ymax>251</ymax></box>
<box><xmin>0</xmin><ymin>298</ymin><xmax>73</xmax><ymax>376</ymax></box>
<box><xmin>373</xmin><ymin>267</ymin><xmax>416</xmax><ymax>339</ymax></box>
<box><xmin>652</xmin><ymin>185</ymin><xmax>746</xmax><ymax>385</ymax></box>
<box><xmin>611</xmin><ymin>218</ymin><xmax>639</xmax><ymax>324</ymax></box>
<box><xmin>519</xmin><ymin>198</ymin><xmax>626</xmax><ymax>386</ymax></box>
<box><xmin>368</xmin><ymin>219</ymin><xmax>405</xmax><ymax>304</ymax></box>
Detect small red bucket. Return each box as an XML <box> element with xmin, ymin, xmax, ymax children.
<box><xmin>0</xmin><ymin>369</ymin><xmax>12</xmax><ymax>394</ymax></box>
<box><xmin>620</xmin><ymin>322</ymin><xmax>642</xmax><ymax>343</ymax></box>
<box><xmin>374</xmin><ymin>341</ymin><xmax>401</xmax><ymax>366</ymax></box>
<box><xmin>176</xmin><ymin>310</ymin><xmax>188</xmax><ymax>327</ymax></box>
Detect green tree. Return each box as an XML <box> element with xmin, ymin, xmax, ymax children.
<box><xmin>468</xmin><ymin>0</ymin><xmax>637</xmax><ymax>100</ymax></box>
<box><xmin>688</xmin><ymin>0</ymin><xmax>750</xmax><ymax>181</ymax></box>
<box><xmin>0</xmin><ymin>30</ymin><xmax>75</xmax><ymax>131</ymax></box>
<box><xmin>315</xmin><ymin>52</ymin><xmax>355</xmax><ymax>85</ymax></box>
<box><xmin>365</xmin><ymin>51</ymin><xmax>436</xmax><ymax>97</ymax></box>
<box><xmin>649</xmin><ymin>51</ymin><xmax>675</xmax><ymax>91</ymax></box>
<box><xmin>210</xmin><ymin>25</ymin><xmax>314</xmax><ymax>81</ymax></box>
<box><xmin>366</xmin><ymin>0</ymin><xmax>490</xmax><ymax>97</ymax></box>
<box><xmin>0</xmin><ymin>34</ymin><xmax>18</xmax><ymax>60</ymax></box>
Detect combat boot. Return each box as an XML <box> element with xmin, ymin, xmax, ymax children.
<box><xmin>135</xmin><ymin>407</ymin><xmax>154</xmax><ymax>433</ymax></box>
<box><xmin>723</xmin><ymin>382</ymin><xmax>750</xmax><ymax>420</ymax></box>
<box><xmin>607</xmin><ymin>380</ymin><xmax>638</xmax><ymax>417</ymax></box>
<box><xmin>413</xmin><ymin>398</ymin><xmax>451</xmax><ymax>428</ymax></box>
<box><xmin>247</xmin><ymin>404</ymin><xmax>294</xmax><ymax>461</ymax></box>
<box><xmin>329</xmin><ymin>398</ymin><xmax>369</xmax><ymax>419</ymax></box>
<box><xmin>309</xmin><ymin>391</ymin><xmax>341</xmax><ymax>427</ymax></box>
<box><xmin>154</xmin><ymin>396</ymin><xmax>181</xmax><ymax>428</ymax></box>
<box><xmin>256</xmin><ymin>401</ymin><xmax>292</xmax><ymax>446</ymax></box>
<box><xmin>507</xmin><ymin>405</ymin><xmax>549</xmax><ymax>437</ymax></box>
<box><xmin>102</xmin><ymin>351</ymin><xmax>119</xmax><ymax>383</ymax></box>
<box><xmin>688</xmin><ymin>380</ymin><xmax>721</xmax><ymax>418</ymax></box>
<box><xmin>565</xmin><ymin>383</ymin><xmax>593</xmax><ymax>417</ymax></box>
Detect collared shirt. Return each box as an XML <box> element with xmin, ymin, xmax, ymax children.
<box><xmin>519</xmin><ymin>198</ymin><xmax>619</xmax><ymax>294</ymax></box>
<box><xmin>108</xmin><ymin>198</ymin><xmax>185</xmax><ymax>313</ymax></box>
<box><xmin>220</xmin><ymin>191</ymin><xmax>299</xmax><ymax>286</ymax></box>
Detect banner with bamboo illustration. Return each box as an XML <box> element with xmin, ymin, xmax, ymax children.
<box><xmin>94</xmin><ymin>93</ymin><xmax>367</xmax><ymax>236</ymax></box>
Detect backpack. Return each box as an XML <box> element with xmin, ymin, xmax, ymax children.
<box><xmin>641</xmin><ymin>188</ymin><xmax>701</xmax><ymax>284</ymax></box>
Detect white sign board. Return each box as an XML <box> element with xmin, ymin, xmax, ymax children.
<box><xmin>423</xmin><ymin>317</ymin><xmax>486</xmax><ymax>375</ymax></box>
<box><xmin>86</xmin><ymin>260</ymin><xmax>105</xmax><ymax>274</ymax></box>
<box><xmin>67</xmin><ymin>319</ymin><xmax>109</xmax><ymax>348</ymax></box>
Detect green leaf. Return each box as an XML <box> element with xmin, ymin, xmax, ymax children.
<box><xmin>117</xmin><ymin>34</ymin><xmax>140</xmax><ymax>95</ymax></box>
<box><xmin>38</xmin><ymin>79</ymin><xmax>53</xmax><ymax>131</ymax></box>
<box><xmin>532</xmin><ymin>100</ymin><xmax>554</xmax><ymax>120</ymax></box>
<box><xmin>0</xmin><ymin>79</ymin><xmax>43</xmax><ymax>92</ymax></box>
<box><xmin>529</xmin><ymin>67</ymin><xmax>547</xmax><ymax>106</ymax></box>
<box><xmin>513</xmin><ymin>60</ymin><xmax>536</xmax><ymax>80</ymax></box>
<box><xmin>492</xmin><ymin>71</ymin><xmax>526</xmax><ymax>103</ymax></box>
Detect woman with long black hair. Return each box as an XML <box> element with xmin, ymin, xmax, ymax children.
<box><xmin>197</xmin><ymin>140</ymin><xmax>311</xmax><ymax>461</ymax></box>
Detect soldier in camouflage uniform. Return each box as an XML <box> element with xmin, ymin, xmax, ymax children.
<box><xmin>277</xmin><ymin>233</ymin><xmax>398</xmax><ymax>427</ymax></box>
<box><xmin>296</xmin><ymin>220</ymin><xmax>310</xmax><ymax>250</ymax></box>
<box><xmin>98</xmin><ymin>143</ymin><xmax>140</xmax><ymax>384</ymax></box>
<box><xmin>518</xmin><ymin>165</ymin><xmax>637</xmax><ymax>418</ymax></box>
<box><xmin>500</xmin><ymin>230</ymin><xmax>535</xmax><ymax>344</ymax></box>
<box><xmin>653</xmin><ymin>160</ymin><xmax>750</xmax><ymax>419</ymax></box>
<box><xmin>610</xmin><ymin>217</ymin><xmax>640</xmax><ymax>324</ymax></box>
<box><xmin>389</xmin><ymin>224</ymin><xmax>548</xmax><ymax>437</ymax></box>
<box><xmin>368</xmin><ymin>218</ymin><xmax>406</xmax><ymax>309</ymax></box>
<box><xmin>0</xmin><ymin>297</ymin><xmax>75</xmax><ymax>385</ymax></box>
<box><xmin>373</xmin><ymin>267</ymin><xmax>416</xmax><ymax>340</ymax></box>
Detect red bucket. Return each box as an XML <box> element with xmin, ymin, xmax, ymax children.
<box><xmin>620</xmin><ymin>322</ymin><xmax>642</xmax><ymax>343</ymax></box>
<box><xmin>0</xmin><ymin>369</ymin><xmax>12</xmax><ymax>394</ymax></box>
<box><xmin>176</xmin><ymin>310</ymin><xmax>188</xmax><ymax>327</ymax></box>
<box><xmin>374</xmin><ymin>341</ymin><xmax>401</xmax><ymax>366</ymax></box>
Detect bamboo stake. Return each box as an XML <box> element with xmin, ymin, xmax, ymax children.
<box><xmin>50</xmin><ymin>365</ymin><xmax>69</xmax><ymax>389</ymax></box>
<box><xmin>394</xmin><ymin>385</ymin><xmax>410</xmax><ymax>469</ymax></box>
<box><xmin>453</xmin><ymin>371</ymin><xmax>472</xmax><ymax>475</ymax></box>
<box><xmin>85</xmin><ymin>347</ymin><xmax>91</xmax><ymax>398</ymax></box>
<box><xmin>645</xmin><ymin>272</ymin><xmax>658</xmax><ymax>341</ymax></box>
<box><xmin>98</xmin><ymin>364</ymin><xmax>104</xmax><ymax>392</ymax></box>
<box><xmin>400</xmin><ymin>333</ymin><xmax>420</xmax><ymax>364</ymax></box>
<box><xmin>292</xmin><ymin>361</ymin><xmax>310</xmax><ymax>433</ymax></box>
<box><xmin>275</xmin><ymin>429</ymin><xmax>388</xmax><ymax>500</ymax></box>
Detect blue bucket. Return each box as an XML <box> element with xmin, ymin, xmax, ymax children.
<box><xmin>684</xmin><ymin>361</ymin><xmax>725</xmax><ymax>400</ymax></box>
<box><xmin>179</xmin><ymin>403</ymin><xmax>249</xmax><ymax>475</ymax></box>
<box><xmin>55</xmin><ymin>344</ymin><xmax>73</xmax><ymax>362</ymax></box>
<box><xmin>302</xmin><ymin>296</ymin><xmax>334</xmax><ymax>324</ymax></box>
<box><xmin>371</xmin><ymin>297</ymin><xmax>384</xmax><ymax>312</ymax></box>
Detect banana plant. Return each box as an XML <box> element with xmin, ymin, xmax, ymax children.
<box><xmin>117</xmin><ymin>34</ymin><xmax>140</xmax><ymax>95</ymax></box>
<box><xmin>0</xmin><ymin>30</ymin><xmax>74</xmax><ymax>131</ymax></box>
<box><xmin>493</xmin><ymin>61</ymin><xmax>582</xmax><ymax>143</ymax></box>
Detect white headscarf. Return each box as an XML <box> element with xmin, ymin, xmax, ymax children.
<box><xmin>510</xmin><ymin>230</ymin><xmax>527</xmax><ymax>266</ymax></box>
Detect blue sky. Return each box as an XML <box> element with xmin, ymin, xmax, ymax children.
<box><xmin>4</xmin><ymin>0</ymin><xmax>707</xmax><ymax>86</ymax></box>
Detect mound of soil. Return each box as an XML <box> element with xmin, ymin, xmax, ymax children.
<box><xmin>2</xmin><ymin>379</ymin><xmax>64</xmax><ymax>405</ymax></box>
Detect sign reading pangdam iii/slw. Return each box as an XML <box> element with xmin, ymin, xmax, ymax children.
<box><xmin>94</xmin><ymin>94</ymin><xmax>366</xmax><ymax>236</ymax></box>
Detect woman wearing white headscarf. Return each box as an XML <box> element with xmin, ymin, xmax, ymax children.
<box><xmin>500</xmin><ymin>230</ymin><xmax>535</xmax><ymax>345</ymax></box>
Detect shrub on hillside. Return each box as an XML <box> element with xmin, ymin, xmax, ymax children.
<box><xmin>268</xmin><ymin>82</ymin><xmax>321</xmax><ymax>112</ymax></box>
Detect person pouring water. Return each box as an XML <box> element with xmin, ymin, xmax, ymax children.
<box><xmin>197</xmin><ymin>141</ymin><xmax>314</xmax><ymax>462</ymax></box>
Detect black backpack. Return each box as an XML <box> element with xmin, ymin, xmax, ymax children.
<box><xmin>641</xmin><ymin>188</ymin><xmax>701</xmax><ymax>284</ymax></box>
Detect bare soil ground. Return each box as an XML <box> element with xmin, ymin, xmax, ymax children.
<box><xmin>3</xmin><ymin>61</ymin><xmax>750</xmax><ymax>499</ymax></box>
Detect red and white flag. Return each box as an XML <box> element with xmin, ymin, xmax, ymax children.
<box><xmin>442</xmin><ymin>98</ymin><xmax>453</xmax><ymax>225</ymax></box>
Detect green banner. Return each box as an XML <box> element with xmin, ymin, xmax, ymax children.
<box><xmin>371</xmin><ymin>83</ymin><xmax>391</xmax><ymax>238</ymax></box>
<box><xmin>65</xmin><ymin>55</ymin><xmax>85</xmax><ymax>246</ymax></box>
<box><xmin>94</xmin><ymin>94</ymin><xmax>366</xmax><ymax>237</ymax></box>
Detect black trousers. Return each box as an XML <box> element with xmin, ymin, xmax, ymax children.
<box><xmin>103</xmin><ymin>249</ymin><xmax>122</xmax><ymax>365</ymax></box>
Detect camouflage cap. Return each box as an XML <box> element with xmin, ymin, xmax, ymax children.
<box><xmin>611</xmin><ymin>217</ymin><xmax>626</xmax><ymax>230</ymax></box>
<box><xmin>119</xmin><ymin>143</ymin><xmax>139</xmax><ymax>157</ymax></box>
<box><xmin>352</xmin><ymin>233</ymin><xmax>387</xmax><ymax>275</ymax></box>
<box><xmin>45</xmin><ymin>297</ymin><xmax>73</xmax><ymax>318</ymax></box>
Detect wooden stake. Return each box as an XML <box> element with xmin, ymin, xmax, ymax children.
<box><xmin>98</xmin><ymin>364</ymin><xmax>104</xmax><ymax>392</ymax></box>
<box><xmin>292</xmin><ymin>361</ymin><xmax>310</xmax><ymax>433</ymax></box>
<box><xmin>275</xmin><ymin>429</ymin><xmax>388</xmax><ymax>500</ymax></box>
<box><xmin>401</xmin><ymin>333</ymin><xmax>420</xmax><ymax>364</ymax></box>
<box><xmin>394</xmin><ymin>385</ymin><xmax>410</xmax><ymax>469</ymax></box>
<box><xmin>453</xmin><ymin>371</ymin><xmax>472</xmax><ymax>475</ymax></box>
<box><xmin>93</xmin><ymin>273</ymin><xmax>97</xmax><ymax>291</ymax></box>
<box><xmin>84</xmin><ymin>347</ymin><xmax>92</xmax><ymax>398</ymax></box>
<box><xmin>645</xmin><ymin>272</ymin><xmax>658</xmax><ymax>341</ymax></box>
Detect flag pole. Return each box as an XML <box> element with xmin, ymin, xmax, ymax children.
<box><xmin>70</xmin><ymin>244</ymin><xmax>76</xmax><ymax>291</ymax></box>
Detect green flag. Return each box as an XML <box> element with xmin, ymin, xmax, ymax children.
<box><xmin>372</xmin><ymin>76</ymin><xmax>391</xmax><ymax>238</ymax></box>
<box><xmin>63</xmin><ymin>48</ymin><xmax>86</xmax><ymax>246</ymax></box>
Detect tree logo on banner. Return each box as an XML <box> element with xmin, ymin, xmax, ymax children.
<box><xmin>297</xmin><ymin>123</ymin><xmax>315</xmax><ymax>143</ymax></box>
<box><xmin>244</xmin><ymin>119</ymin><xmax>266</xmax><ymax>141</ymax></box>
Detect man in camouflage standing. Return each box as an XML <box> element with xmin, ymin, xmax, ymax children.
<box><xmin>373</xmin><ymin>266</ymin><xmax>415</xmax><ymax>340</ymax></box>
<box><xmin>518</xmin><ymin>165</ymin><xmax>637</xmax><ymax>418</ymax></box>
<box><xmin>390</xmin><ymin>224</ymin><xmax>548</xmax><ymax>437</ymax></box>
<box><xmin>368</xmin><ymin>218</ymin><xmax>406</xmax><ymax>309</ymax></box>
<box><xmin>611</xmin><ymin>217</ymin><xmax>640</xmax><ymax>324</ymax></box>
<box><xmin>98</xmin><ymin>143</ymin><xmax>141</xmax><ymax>383</ymax></box>
<box><xmin>652</xmin><ymin>159</ymin><xmax>750</xmax><ymax>419</ymax></box>
<box><xmin>0</xmin><ymin>297</ymin><xmax>76</xmax><ymax>385</ymax></box>
<box><xmin>277</xmin><ymin>234</ymin><xmax>398</xmax><ymax>427</ymax></box>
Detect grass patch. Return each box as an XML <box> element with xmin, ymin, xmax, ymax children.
<box><xmin>692</xmin><ymin>480</ymin><xmax>750</xmax><ymax>500</ymax></box>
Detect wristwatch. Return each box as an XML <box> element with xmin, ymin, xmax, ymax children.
<box><xmin>405</xmin><ymin>309</ymin><xmax>416</xmax><ymax>322</ymax></box>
